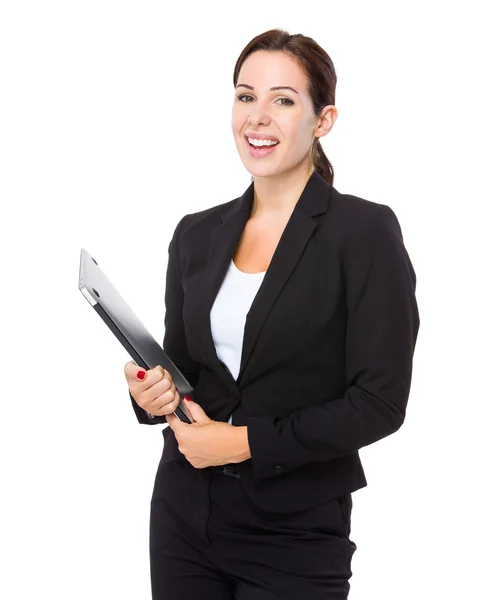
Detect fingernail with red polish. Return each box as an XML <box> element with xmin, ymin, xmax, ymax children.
<box><xmin>137</xmin><ymin>370</ymin><xmax>146</xmax><ymax>380</ymax></box>
<box><xmin>185</xmin><ymin>395</ymin><xmax>192</xmax><ymax>401</ymax></box>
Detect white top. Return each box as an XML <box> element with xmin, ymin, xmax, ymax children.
<box><xmin>210</xmin><ymin>258</ymin><xmax>266</xmax><ymax>425</ymax></box>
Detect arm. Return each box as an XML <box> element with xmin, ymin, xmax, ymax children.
<box><xmin>246</xmin><ymin>205</ymin><xmax>420</xmax><ymax>480</ymax></box>
<box><xmin>130</xmin><ymin>214</ymin><xmax>201</xmax><ymax>425</ymax></box>
<box><xmin>231</xmin><ymin>426</ymin><xmax>252</xmax><ymax>462</ymax></box>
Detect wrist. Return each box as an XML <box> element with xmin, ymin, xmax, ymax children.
<box><xmin>230</xmin><ymin>425</ymin><xmax>251</xmax><ymax>463</ymax></box>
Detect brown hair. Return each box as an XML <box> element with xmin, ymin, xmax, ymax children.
<box><xmin>233</xmin><ymin>28</ymin><xmax>337</xmax><ymax>185</ymax></box>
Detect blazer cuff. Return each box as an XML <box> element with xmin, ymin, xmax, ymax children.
<box><xmin>247</xmin><ymin>415</ymin><xmax>312</xmax><ymax>480</ymax></box>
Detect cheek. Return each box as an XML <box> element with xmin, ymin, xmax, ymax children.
<box><xmin>285</xmin><ymin>130</ymin><xmax>310</xmax><ymax>154</ymax></box>
<box><xmin>231</xmin><ymin>106</ymin><xmax>244</xmax><ymax>128</ymax></box>
<box><xmin>232</xmin><ymin>131</ymin><xmax>244</xmax><ymax>149</ymax></box>
<box><xmin>280</xmin><ymin>114</ymin><xmax>309</xmax><ymax>144</ymax></box>
<box><xmin>231</xmin><ymin>123</ymin><xmax>248</xmax><ymax>148</ymax></box>
<box><xmin>231</xmin><ymin>117</ymin><xmax>242</xmax><ymax>140</ymax></box>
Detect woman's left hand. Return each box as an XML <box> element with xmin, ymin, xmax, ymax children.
<box><xmin>165</xmin><ymin>399</ymin><xmax>238</xmax><ymax>469</ymax></box>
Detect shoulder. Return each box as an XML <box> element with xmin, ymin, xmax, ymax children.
<box><xmin>165</xmin><ymin>196</ymin><xmax>238</xmax><ymax>250</ymax></box>
<box><xmin>325</xmin><ymin>187</ymin><xmax>404</xmax><ymax>248</ymax></box>
<box><xmin>180</xmin><ymin>198</ymin><xmax>238</xmax><ymax>234</ymax></box>
<box><xmin>330</xmin><ymin>187</ymin><xmax>399</xmax><ymax>227</ymax></box>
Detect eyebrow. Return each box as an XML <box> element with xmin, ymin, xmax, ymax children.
<box><xmin>235</xmin><ymin>84</ymin><xmax>299</xmax><ymax>95</ymax></box>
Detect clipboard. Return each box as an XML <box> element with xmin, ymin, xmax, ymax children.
<box><xmin>78</xmin><ymin>247</ymin><xmax>194</xmax><ymax>424</ymax></box>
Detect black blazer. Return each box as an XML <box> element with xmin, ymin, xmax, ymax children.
<box><xmin>129</xmin><ymin>170</ymin><xmax>420</xmax><ymax>513</ymax></box>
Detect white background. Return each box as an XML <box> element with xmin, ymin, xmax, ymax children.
<box><xmin>1</xmin><ymin>1</ymin><xmax>476</xmax><ymax>598</ymax></box>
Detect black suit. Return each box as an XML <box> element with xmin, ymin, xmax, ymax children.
<box><xmin>130</xmin><ymin>169</ymin><xmax>420</xmax><ymax>514</ymax></box>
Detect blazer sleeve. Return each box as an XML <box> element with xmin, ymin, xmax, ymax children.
<box><xmin>130</xmin><ymin>214</ymin><xmax>202</xmax><ymax>425</ymax></box>
<box><xmin>245</xmin><ymin>204</ymin><xmax>420</xmax><ymax>480</ymax></box>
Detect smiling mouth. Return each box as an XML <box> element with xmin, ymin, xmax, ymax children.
<box><xmin>244</xmin><ymin>135</ymin><xmax>280</xmax><ymax>148</ymax></box>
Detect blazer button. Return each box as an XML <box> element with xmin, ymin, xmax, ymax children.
<box><xmin>274</xmin><ymin>465</ymin><xmax>284</xmax><ymax>474</ymax></box>
<box><xmin>230</xmin><ymin>389</ymin><xmax>239</xmax><ymax>399</ymax></box>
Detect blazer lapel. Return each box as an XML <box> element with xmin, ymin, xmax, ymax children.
<box><xmin>197</xmin><ymin>170</ymin><xmax>331</xmax><ymax>389</ymax></box>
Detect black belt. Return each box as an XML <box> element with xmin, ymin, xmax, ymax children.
<box><xmin>212</xmin><ymin>464</ymin><xmax>240</xmax><ymax>478</ymax></box>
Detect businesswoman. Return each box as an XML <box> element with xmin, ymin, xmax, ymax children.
<box><xmin>126</xmin><ymin>28</ymin><xmax>420</xmax><ymax>600</ymax></box>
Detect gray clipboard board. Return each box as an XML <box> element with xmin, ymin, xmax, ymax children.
<box><xmin>78</xmin><ymin>247</ymin><xmax>194</xmax><ymax>424</ymax></box>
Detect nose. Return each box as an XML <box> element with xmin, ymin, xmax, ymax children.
<box><xmin>247</xmin><ymin>113</ymin><xmax>271</xmax><ymax>128</ymax></box>
<box><xmin>247</xmin><ymin>99</ymin><xmax>272</xmax><ymax>127</ymax></box>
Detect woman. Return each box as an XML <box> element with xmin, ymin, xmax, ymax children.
<box><xmin>126</xmin><ymin>28</ymin><xmax>420</xmax><ymax>600</ymax></box>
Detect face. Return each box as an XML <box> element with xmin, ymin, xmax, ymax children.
<box><xmin>231</xmin><ymin>50</ymin><xmax>333</xmax><ymax>178</ymax></box>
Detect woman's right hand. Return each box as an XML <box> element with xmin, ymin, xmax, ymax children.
<box><xmin>125</xmin><ymin>361</ymin><xmax>180</xmax><ymax>417</ymax></box>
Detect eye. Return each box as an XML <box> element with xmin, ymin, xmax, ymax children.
<box><xmin>237</xmin><ymin>94</ymin><xmax>294</xmax><ymax>107</ymax></box>
<box><xmin>277</xmin><ymin>97</ymin><xmax>294</xmax><ymax>106</ymax></box>
<box><xmin>237</xmin><ymin>94</ymin><xmax>254</xmax><ymax>102</ymax></box>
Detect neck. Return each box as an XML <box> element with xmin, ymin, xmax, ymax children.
<box><xmin>250</xmin><ymin>160</ymin><xmax>315</xmax><ymax>221</ymax></box>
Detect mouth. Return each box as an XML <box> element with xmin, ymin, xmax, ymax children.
<box><xmin>244</xmin><ymin>135</ymin><xmax>280</xmax><ymax>156</ymax></box>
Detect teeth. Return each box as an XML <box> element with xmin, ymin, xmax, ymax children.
<box><xmin>247</xmin><ymin>137</ymin><xmax>279</xmax><ymax>147</ymax></box>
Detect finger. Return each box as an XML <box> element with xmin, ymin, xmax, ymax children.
<box><xmin>124</xmin><ymin>360</ymin><xmax>150</xmax><ymax>384</ymax></box>
<box><xmin>165</xmin><ymin>412</ymin><xmax>178</xmax><ymax>430</ymax></box>
<box><xmin>161</xmin><ymin>367</ymin><xmax>172</xmax><ymax>382</ymax></box>
<box><xmin>142</xmin><ymin>374</ymin><xmax>174</xmax><ymax>403</ymax></box>
<box><xmin>125</xmin><ymin>362</ymin><xmax>168</xmax><ymax>387</ymax></box>
<box><xmin>151</xmin><ymin>388</ymin><xmax>180</xmax><ymax>417</ymax></box>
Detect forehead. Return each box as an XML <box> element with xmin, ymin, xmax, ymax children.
<box><xmin>238</xmin><ymin>51</ymin><xmax>307</xmax><ymax>92</ymax></box>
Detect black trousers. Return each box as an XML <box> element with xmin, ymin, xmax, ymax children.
<box><xmin>149</xmin><ymin>458</ymin><xmax>357</xmax><ymax>599</ymax></box>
